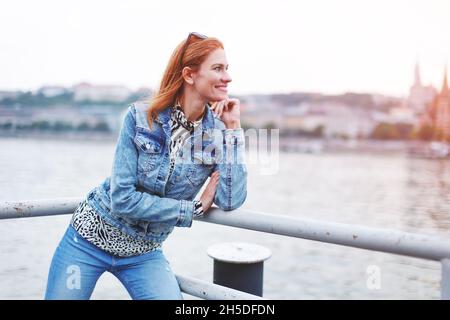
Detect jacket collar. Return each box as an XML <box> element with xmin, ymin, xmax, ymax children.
<box><xmin>155</xmin><ymin>103</ymin><xmax>215</xmax><ymax>130</ymax></box>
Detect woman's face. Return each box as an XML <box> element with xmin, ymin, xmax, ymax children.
<box><xmin>191</xmin><ymin>48</ymin><xmax>232</xmax><ymax>102</ymax></box>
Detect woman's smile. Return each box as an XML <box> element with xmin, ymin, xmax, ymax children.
<box><xmin>215</xmin><ymin>85</ymin><xmax>228</xmax><ymax>93</ymax></box>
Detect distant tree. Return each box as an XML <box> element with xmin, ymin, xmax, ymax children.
<box><xmin>93</xmin><ymin>121</ymin><xmax>110</xmax><ymax>132</ymax></box>
<box><xmin>416</xmin><ymin>124</ymin><xmax>434</xmax><ymax>141</ymax></box>
<box><xmin>239</xmin><ymin>121</ymin><xmax>251</xmax><ymax>130</ymax></box>
<box><xmin>16</xmin><ymin>123</ymin><xmax>30</xmax><ymax>130</ymax></box>
<box><xmin>433</xmin><ymin>128</ymin><xmax>445</xmax><ymax>141</ymax></box>
<box><xmin>0</xmin><ymin>91</ymin><xmax>74</xmax><ymax>107</ymax></box>
<box><xmin>337</xmin><ymin>133</ymin><xmax>350</xmax><ymax>140</ymax></box>
<box><xmin>395</xmin><ymin>123</ymin><xmax>414</xmax><ymax>140</ymax></box>
<box><xmin>53</xmin><ymin>121</ymin><xmax>73</xmax><ymax>131</ymax></box>
<box><xmin>0</xmin><ymin>122</ymin><xmax>12</xmax><ymax>129</ymax></box>
<box><xmin>46</xmin><ymin>92</ymin><xmax>74</xmax><ymax>106</ymax></box>
<box><xmin>311</xmin><ymin>125</ymin><xmax>324</xmax><ymax>137</ymax></box>
<box><xmin>76</xmin><ymin>122</ymin><xmax>90</xmax><ymax>131</ymax></box>
<box><xmin>356</xmin><ymin>132</ymin><xmax>366</xmax><ymax>139</ymax></box>
<box><xmin>31</xmin><ymin>120</ymin><xmax>51</xmax><ymax>130</ymax></box>
<box><xmin>370</xmin><ymin>122</ymin><xmax>399</xmax><ymax>140</ymax></box>
<box><xmin>263</xmin><ymin>121</ymin><xmax>278</xmax><ymax>130</ymax></box>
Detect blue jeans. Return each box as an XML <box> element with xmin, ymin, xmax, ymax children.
<box><xmin>44</xmin><ymin>225</ymin><xmax>183</xmax><ymax>300</ymax></box>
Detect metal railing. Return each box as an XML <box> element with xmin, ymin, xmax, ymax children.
<box><xmin>2</xmin><ymin>198</ymin><xmax>450</xmax><ymax>299</ymax></box>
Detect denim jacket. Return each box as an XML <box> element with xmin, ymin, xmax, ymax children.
<box><xmin>86</xmin><ymin>101</ymin><xmax>247</xmax><ymax>243</ymax></box>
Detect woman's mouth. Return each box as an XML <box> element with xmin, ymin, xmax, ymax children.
<box><xmin>215</xmin><ymin>85</ymin><xmax>228</xmax><ymax>93</ymax></box>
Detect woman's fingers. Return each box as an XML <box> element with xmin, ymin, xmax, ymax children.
<box><xmin>220</xmin><ymin>99</ymin><xmax>231</xmax><ymax>118</ymax></box>
<box><xmin>209</xmin><ymin>171</ymin><xmax>220</xmax><ymax>186</ymax></box>
<box><xmin>217</xmin><ymin>101</ymin><xmax>224</xmax><ymax>115</ymax></box>
<box><xmin>220</xmin><ymin>99</ymin><xmax>229</xmax><ymax>117</ymax></box>
<box><xmin>212</xmin><ymin>99</ymin><xmax>234</xmax><ymax>118</ymax></box>
<box><xmin>220</xmin><ymin>103</ymin><xmax>228</xmax><ymax>118</ymax></box>
<box><xmin>216</xmin><ymin>103</ymin><xmax>224</xmax><ymax>118</ymax></box>
<box><xmin>200</xmin><ymin>171</ymin><xmax>220</xmax><ymax>212</ymax></box>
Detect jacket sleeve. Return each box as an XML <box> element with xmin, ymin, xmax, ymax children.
<box><xmin>110</xmin><ymin>105</ymin><xmax>195</xmax><ymax>227</ymax></box>
<box><xmin>213</xmin><ymin>128</ymin><xmax>248</xmax><ymax>211</ymax></box>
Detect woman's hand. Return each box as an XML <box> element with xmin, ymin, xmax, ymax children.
<box><xmin>199</xmin><ymin>170</ymin><xmax>220</xmax><ymax>213</ymax></box>
<box><xmin>211</xmin><ymin>98</ymin><xmax>241</xmax><ymax>129</ymax></box>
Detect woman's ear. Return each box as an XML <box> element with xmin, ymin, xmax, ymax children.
<box><xmin>182</xmin><ymin>66</ymin><xmax>194</xmax><ymax>85</ymax></box>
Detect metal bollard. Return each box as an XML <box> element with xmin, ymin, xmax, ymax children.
<box><xmin>442</xmin><ymin>259</ymin><xmax>450</xmax><ymax>300</ymax></box>
<box><xmin>207</xmin><ymin>242</ymin><xmax>272</xmax><ymax>297</ymax></box>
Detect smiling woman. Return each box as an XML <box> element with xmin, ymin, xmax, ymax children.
<box><xmin>44</xmin><ymin>32</ymin><xmax>248</xmax><ymax>300</ymax></box>
<box><xmin>146</xmin><ymin>33</ymin><xmax>237</xmax><ymax>128</ymax></box>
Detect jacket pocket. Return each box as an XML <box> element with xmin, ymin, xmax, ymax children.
<box><xmin>147</xmin><ymin>222</ymin><xmax>174</xmax><ymax>238</ymax></box>
<box><xmin>133</xmin><ymin>132</ymin><xmax>163</xmax><ymax>176</ymax></box>
<box><xmin>185</xmin><ymin>152</ymin><xmax>214</xmax><ymax>187</ymax></box>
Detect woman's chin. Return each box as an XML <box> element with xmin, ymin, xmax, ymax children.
<box><xmin>208</xmin><ymin>94</ymin><xmax>228</xmax><ymax>102</ymax></box>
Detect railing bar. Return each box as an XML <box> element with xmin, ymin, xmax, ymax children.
<box><xmin>200</xmin><ymin>208</ymin><xmax>450</xmax><ymax>262</ymax></box>
<box><xmin>2</xmin><ymin>199</ymin><xmax>450</xmax><ymax>261</ymax></box>
<box><xmin>176</xmin><ymin>274</ymin><xmax>265</xmax><ymax>300</ymax></box>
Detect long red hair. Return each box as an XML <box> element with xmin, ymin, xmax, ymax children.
<box><xmin>146</xmin><ymin>35</ymin><xmax>224</xmax><ymax>129</ymax></box>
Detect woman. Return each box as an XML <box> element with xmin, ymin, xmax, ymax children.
<box><xmin>44</xmin><ymin>32</ymin><xmax>247</xmax><ymax>300</ymax></box>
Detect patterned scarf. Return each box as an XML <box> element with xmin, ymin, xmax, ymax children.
<box><xmin>167</xmin><ymin>101</ymin><xmax>206</xmax><ymax>176</ymax></box>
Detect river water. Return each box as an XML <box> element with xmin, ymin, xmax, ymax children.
<box><xmin>0</xmin><ymin>136</ymin><xmax>449</xmax><ymax>299</ymax></box>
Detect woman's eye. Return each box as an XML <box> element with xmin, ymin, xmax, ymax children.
<box><xmin>214</xmin><ymin>67</ymin><xmax>221</xmax><ymax>71</ymax></box>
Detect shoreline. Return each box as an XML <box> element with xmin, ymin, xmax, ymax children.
<box><xmin>1</xmin><ymin>131</ymin><xmax>448</xmax><ymax>158</ymax></box>
<box><xmin>0</xmin><ymin>130</ymin><xmax>117</xmax><ymax>142</ymax></box>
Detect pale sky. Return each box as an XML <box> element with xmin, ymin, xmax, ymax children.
<box><xmin>1</xmin><ymin>0</ymin><xmax>449</xmax><ymax>97</ymax></box>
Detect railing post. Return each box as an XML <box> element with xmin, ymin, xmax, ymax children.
<box><xmin>207</xmin><ymin>242</ymin><xmax>271</xmax><ymax>297</ymax></box>
<box><xmin>441</xmin><ymin>258</ymin><xmax>450</xmax><ymax>300</ymax></box>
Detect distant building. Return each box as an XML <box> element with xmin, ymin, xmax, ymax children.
<box><xmin>434</xmin><ymin>69</ymin><xmax>450</xmax><ymax>136</ymax></box>
<box><xmin>379</xmin><ymin>97</ymin><xmax>418</xmax><ymax>125</ymax></box>
<box><xmin>281</xmin><ymin>104</ymin><xmax>310</xmax><ymax>130</ymax></box>
<box><xmin>72</xmin><ymin>82</ymin><xmax>131</xmax><ymax>102</ymax></box>
<box><xmin>388</xmin><ymin>105</ymin><xmax>417</xmax><ymax>125</ymax></box>
<box><xmin>240</xmin><ymin>98</ymin><xmax>284</xmax><ymax>128</ymax></box>
<box><xmin>407</xmin><ymin>62</ymin><xmax>437</xmax><ymax>113</ymax></box>
<box><xmin>134</xmin><ymin>87</ymin><xmax>153</xmax><ymax>100</ymax></box>
<box><xmin>420</xmin><ymin>66</ymin><xmax>450</xmax><ymax>139</ymax></box>
<box><xmin>0</xmin><ymin>91</ymin><xmax>20</xmax><ymax>101</ymax></box>
<box><xmin>37</xmin><ymin>86</ymin><xmax>68</xmax><ymax>97</ymax></box>
<box><xmin>306</xmin><ymin>103</ymin><xmax>375</xmax><ymax>138</ymax></box>
<box><xmin>280</xmin><ymin>102</ymin><xmax>376</xmax><ymax>138</ymax></box>
<box><xmin>241</xmin><ymin>110</ymin><xmax>283</xmax><ymax>129</ymax></box>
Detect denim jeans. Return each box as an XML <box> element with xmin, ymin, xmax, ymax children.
<box><xmin>44</xmin><ymin>224</ymin><xmax>183</xmax><ymax>300</ymax></box>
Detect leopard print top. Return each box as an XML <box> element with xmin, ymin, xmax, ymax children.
<box><xmin>70</xmin><ymin>199</ymin><xmax>162</xmax><ymax>257</ymax></box>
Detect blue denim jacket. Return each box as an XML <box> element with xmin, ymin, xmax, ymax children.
<box><xmin>86</xmin><ymin>101</ymin><xmax>247</xmax><ymax>243</ymax></box>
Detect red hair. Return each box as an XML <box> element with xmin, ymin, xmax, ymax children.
<box><xmin>146</xmin><ymin>36</ymin><xmax>224</xmax><ymax>129</ymax></box>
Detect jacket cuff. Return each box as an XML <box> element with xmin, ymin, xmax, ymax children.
<box><xmin>176</xmin><ymin>199</ymin><xmax>194</xmax><ymax>227</ymax></box>
<box><xmin>224</xmin><ymin>128</ymin><xmax>245</xmax><ymax>146</ymax></box>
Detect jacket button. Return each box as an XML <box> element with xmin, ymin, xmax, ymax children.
<box><xmin>145</xmin><ymin>143</ymin><xmax>150</xmax><ymax>149</ymax></box>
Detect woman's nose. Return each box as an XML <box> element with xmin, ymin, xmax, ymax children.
<box><xmin>222</xmin><ymin>71</ymin><xmax>232</xmax><ymax>83</ymax></box>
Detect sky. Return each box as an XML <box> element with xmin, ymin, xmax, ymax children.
<box><xmin>1</xmin><ymin>0</ymin><xmax>450</xmax><ymax>97</ymax></box>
